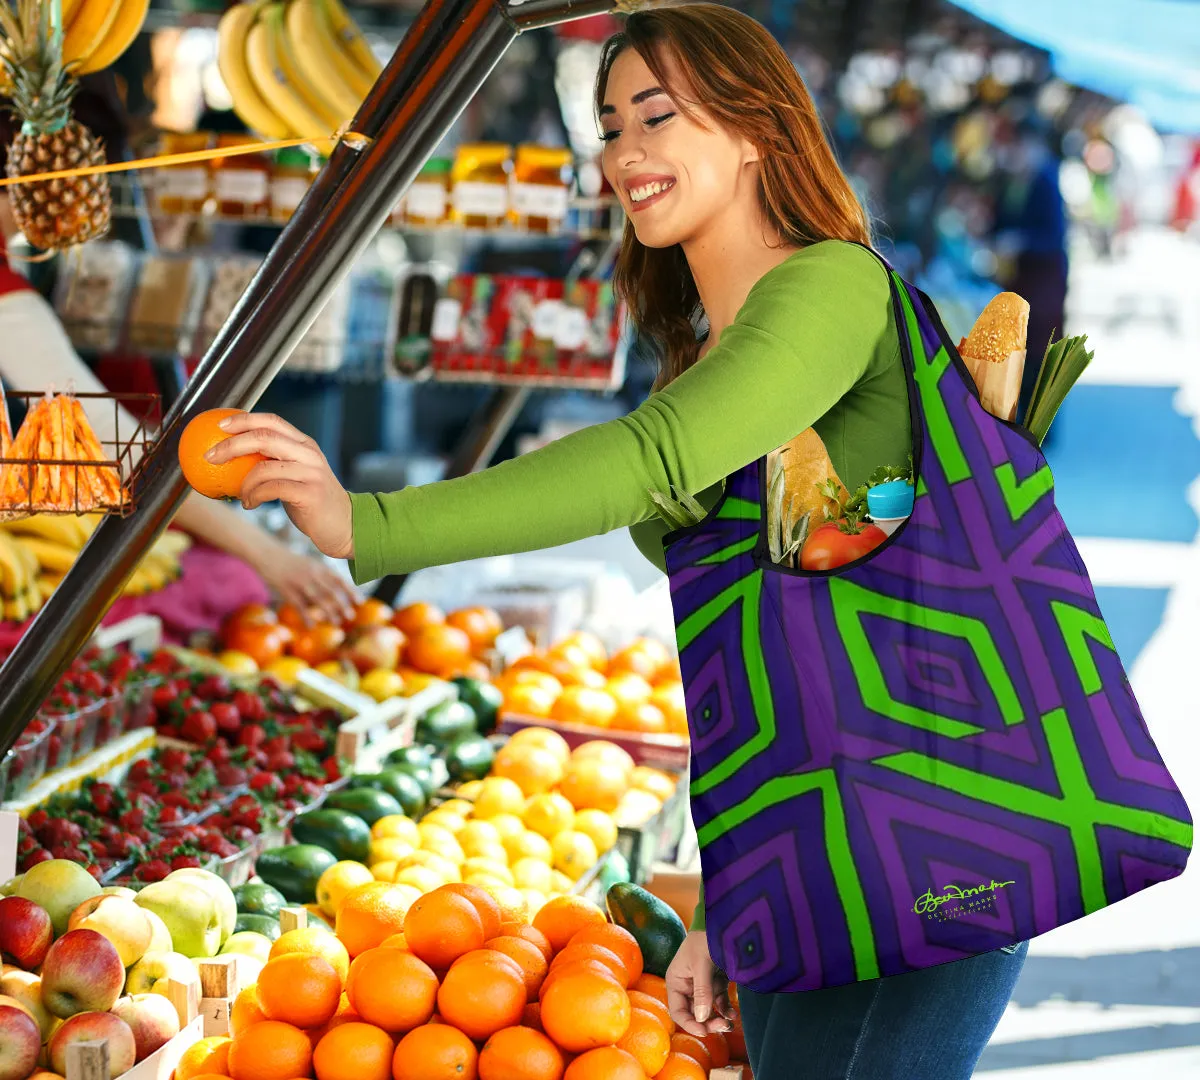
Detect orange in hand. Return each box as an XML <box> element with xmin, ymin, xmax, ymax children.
<box><xmin>179</xmin><ymin>408</ymin><xmax>266</xmax><ymax>499</ymax></box>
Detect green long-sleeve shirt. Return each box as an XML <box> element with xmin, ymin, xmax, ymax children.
<box><xmin>349</xmin><ymin>239</ymin><xmax>912</xmax><ymax>929</ymax></box>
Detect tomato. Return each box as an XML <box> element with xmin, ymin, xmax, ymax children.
<box><xmin>799</xmin><ymin>521</ymin><xmax>888</xmax><ymax>571</ymax></box>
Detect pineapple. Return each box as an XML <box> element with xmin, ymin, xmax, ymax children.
<box><xmin>0</xmin><ymin>0</ymin><xmax>110</xmax><ymax>250</ymax></box>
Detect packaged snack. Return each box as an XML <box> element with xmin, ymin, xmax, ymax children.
<box><xmin>511</xmin><ymin>145</ymin><xmax>573</xmax><ymax>233</ymax></box>
<box><xmin>402</xmin><ymin>157</ymin><xmax>452</xmax><ymax>227</ymax></box>
<box><xmin>450</xmin><ymin>144</ymin><xmax>511</xmax><ymax>229</ymax></box>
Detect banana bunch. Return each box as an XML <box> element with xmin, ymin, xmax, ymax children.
<box><xmin>62</xmin><ymin>0</ymin><xmax>151</xmax><ymax>76</ymax></box>
<box><xmin>218</xmin><ymin>0</ymin><xmax>381</xmax><ymax>145</ymax></box>
<box><xmin>121</xmin><ymin>529</ymin><xmax>191</xmax><ymax>597</ymax></box>
<box><xmin>0</xmin><ymin>528</ymin><xmax>43</xmax><ymax>622</ymax></box>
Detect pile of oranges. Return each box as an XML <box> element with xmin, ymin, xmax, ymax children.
<box><xmin>174</xmin><ymin>883</ymin><xmax>738</xmax><ymax>1080</ymax></box>
<box><xmin>497</xmin><ymin>633</ymin><xmax>686</xmax><ymax>740</ymax></box>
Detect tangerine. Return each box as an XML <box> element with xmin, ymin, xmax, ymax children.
<box><xmin>485</xmin><ymin>935</ymin><xmax>550</xmax><ymax>1000</ymax></box>
<box><xmin>312</xmin><ymin>1022</ymin><xmax>393</xmax><ymax>1080</ymax></box>
<box><xmin>406</xmin><ymin>624</ymin><xmax>473</xmax><ymax>676</ymax></box>
<box><xmin>437</xmin><ymin>956</ymin><xmax>527</xmax><ymax>1042</ymax></box>
<box><xmin>404</xmin><ymin>890</ymin><xmax>486</xmax><ymax>968</ymax></box>
<box><xmin>179</xmin><ymin>408</ymin><xmax>268</xmax><ymax>500</ymax></box>
<box><xmin>478</xmin><ymin>1026</ymin><xmax>563</xmax><ymax>1080</ymax></box>
<box><xmin>392</xmin><ymin>601</ymin><xmax>445</xmax><ymax>637</ymax></box>
<box><xmin>230</xmin><ymin>985</ymin><xmax>267</xmax><ymax>1037</ymax></box>
<box><xmin>531</xmin><ymin>895</ymin><xmax>606</xmax><ymax>953</ymax></box>
<box><xmin>345</xmin><ymin>947</ymin><xmax>438</xmax><ymax>1033</ymax></box>
<box><xmin>335</xmin><ymin>882</ymin><xmax>413</xmax><ymax>957</ymax></box>
<box><xmin>227</xmin><ymin>1021</ymin><xmax>312</xmax><ymax>1080</ymax></box>
<box><xmin>618</xmin><ymin>1010</ymin><xmax>671</xmax><ymax>1076</ymax></box>
<box><xmin>175</xmin><ymin>1036</ymin><xmax>232</xmax><ymax>1080</ymax></box>
<box><xmin>256</xmin><ymin>953</ymin><xmax>341</xmax><ymax>1028</ymax></box>
<box><xmin>654</xmin><ymin>1054</ymin><xmax>707</xmax><ymax>1080</ymax></box>
<box><xmin>392</xmin><ymin>1024</ymin><xmax>478</xmax><ymax>1080</ymax></box>
<box><xmin>540</xmin><ymin>970</ymin><xmax>631</xmax><ymax>1052</ymax></box>
<box><xmin>446</xmin><ymin>606</ymin><xmax>504</xmax><ymax>653</ymax></box>
<box><xmin>562</xmin><ymin>1046</ymin><xmax>643</xmax><ymax>1080</ymax></box>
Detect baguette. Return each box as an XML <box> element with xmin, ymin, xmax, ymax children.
<box><xmin>768</xmin><ymin>427</ymin><xmax>845</xmax><ymax>526</ymax></box>
<box><xmin>959</xmin><ymin>292</ymin><xmax>1029</xmax><ymax>422</ymax></box>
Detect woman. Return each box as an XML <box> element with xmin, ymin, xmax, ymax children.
<box><xmin>209</xmin><ymin>6</ymin><xmax>1026</xmax><ymax>1075</ymax></box>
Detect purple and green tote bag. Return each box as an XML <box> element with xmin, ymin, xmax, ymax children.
<box><xmin>662</xmin><ymin>253</ymin><xmax>1193</xmax><ymax>993</ymax></box>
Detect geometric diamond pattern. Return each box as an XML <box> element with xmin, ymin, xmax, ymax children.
<box><xmin>664</xmin><ymin>256</ymin><xmax>1193</xmax><ymax>992</ymax></box>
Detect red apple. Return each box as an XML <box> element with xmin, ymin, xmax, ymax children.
<box><xmin>0</xmin><ymin>898</ymin><xmax>52</xmax><ymax>971</ymax></box>
<box><xmin>48</xmin><ymin>1011</ymin><xmax>135</xmax><ymax>1077</ymax></box>
<box><xmin>345</xmin><ymin>625</ymin><xmax>404</xmax><ymax>674</ymax></box>
<box><xmin>0</xmin><ymin>1003</ymin><xmax>40</xmax><ymax>1080</ymax></box>
<box><xmin>40</xmin><ymin>930</ymin><xmax>124</xmax><ymax>1019</ymax></box>
<box><xmin>109</xmin><ymin>995</ymin><xmax>179</xmax><ymax>1062</ymax></box>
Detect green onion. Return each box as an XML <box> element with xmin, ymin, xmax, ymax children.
<box><xmin>1023</xmin><ymin>334</ymin><xmax>1094</xmax><ymax>445</ymax></box>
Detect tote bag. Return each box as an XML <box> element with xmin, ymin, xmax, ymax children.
<box><xmin>662</xmin><ymin>252</ymin><xmax>1193</xmax><ymax>993</ymax></box>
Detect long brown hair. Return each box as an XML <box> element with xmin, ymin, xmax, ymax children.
<box><xmin>595</xmin><ymin>4</ymin><xmax>872</xmax><ymax>388</ymax></box>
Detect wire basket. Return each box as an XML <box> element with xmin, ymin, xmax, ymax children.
<box><xmin>0</xmin><ymin>391</ymin><xmax>161</xmax><ymax>519</ymax></box>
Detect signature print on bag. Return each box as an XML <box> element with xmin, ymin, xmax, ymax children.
<box><xmin>912</xmin><ymin>878</ymin><xmax>1016</xmax><ymax>921</ymax></box>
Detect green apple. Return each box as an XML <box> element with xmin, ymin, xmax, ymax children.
<box><xmin>0</xmin><ymin>875</ymin><xmax>22</xmax><ymax>897</ymax></box>
<box><xmin>141</xmin><ymin>909</ymin><xmax>173</xmax><ymax>955</ymax></box>
<box><xmin>124</xmin><ymin>952</ymin><xmax>198</xmax><ymax>997</ymax></box>
<box><xmin>164</xmin><ymin>869</ymin><xmax>236</xmax><ymax>947</ymax></box>
<box><xmin>16</xmin><ymin>861</ymin><xmax>101</xmax><ymax>937</ymax></box>
<box><xmin>134</xmin><ymin>882</ymin><xmax>221</xmax><ymax>958</ymax></box>
<box><xmin>100</xmin><ymin>886</ymin><xmax>138</xmax><ymax>900</ymax></box>
<box><xmin>66</xmin><ymin>895</ymin><xmax>153</xmax><ymax>967</ymax></box>
<box><xmin>219</xmin><ymin>932</ymin><xmax>273</xmax><ymax>964</ymax></box>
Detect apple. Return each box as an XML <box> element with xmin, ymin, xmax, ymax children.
<box><xmin>0</xmin><ymin>897</ymin><xmax>53</xmax><ymax>969</ymax></box>
<box><xmin>163</xmin><ymin>870</ymin><xmax>236</xmax><ymax>946</ymax></box>
<box><xmin>100</xmin><ymin>887</ymin><xmax>138</xmax><ymax>900</ymax></box>
<box><xmin>346</xmin><ymin>625</ymin><xmax>404</xmax><ymax>674</ymax></box>
<box><xmin>0</xmin><ymin>878</ymin><xmax>21</xmax><ymax>899</ymax></box>
<box><xmin>140</xmin><ymin>909</ymin><xmax>172</xmax><ymax>955</ymax></box>
<box><xmin>0</xmin><ymin>1002</ymin><xmax>40</xmax><ymax>1080</ymax></box>
<box><xmin>28</xmin><ymin>1072</ymin><xmax>65</xmax><ymax>1080</ymax></box>
<box><xmin>135</xmin><ymin>882</ymin><xmax>221</xmax><ymax>959</ymax></box>
<box><xmin>219</xmin><ymin>932</ymin><xmax>273</xmax><ymax>964</ymax></box>
<box><xmin>15</xmin><ymin>862</ymin><xmax>101</xmax><ymax>938</ymax></box>
<box><xmin>48</xmin><ymin>1012</ymin><xmax>135</xmax><ymax>1078</ymax></box>
<box><xmin>110</xmin><ymin>995</ymin><xmax>180</xmax><ymax>1062</ymax></box>
<box><xmin>67</xmin><ymin>896</ymin><xmax>153</xmax><ymax>968</ymax></box>
<box><xmin>40</xmin><ymin>930</ymin><xmax>124</xmax><ymax>1019</ymax></box>
<box><xmin>0</xmin><ymin>972</ymin><xmax>54</xmax><ymax>1039</ymax></box>
<box><xmin>124</xmin><ymin>952</ymin><xmax>198</xmax><ymax>997</ymax></box>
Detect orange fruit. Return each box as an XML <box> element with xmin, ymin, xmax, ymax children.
<box><xmin>392</xmin><ymin>1024</ymin><xmax>478</xmax><ymax>1080</ymax></box>
<box><xmin>551</xmin><ymin>942</ymin><xmax>627</xmax><ymax>986</ymax></box>
<box><xmin>540</xmin><ymin>970</ymin><xmax>631</xmax><ymax>1052</ymax></box>
<box><xmin>270</xmin><ymin>927</ymin><xmax>352</xmax><ymax>987</ymax></box>
<box><xmin>228</xmin><ymin>1021</ymin><xmax>312</xmax><ymax>1080</ymax></box>
<box><xmin>501</xmin><ymin>682</ymin><xmax>558</xmax><ymax>719</ymax></box>
<box><xmin>306</xmin><ymin>993</ymin><xmax>362</xmax><ymax>1049</ymax></box>
<box><xmin>558</xmin><ymin>759</ymin><xmax>628</xmax><ymax>813</ymax></box>
<box><xmin>563</xmin><ymin>1046</ymin><xmax>643</xmax><ymax>1080</ymax></box>
<box><xmin>507</xmin><ymin>726</ymin><xmax>572</xmax><ymax>766</ymax></box>
<box><xmin>629</xmin><ymin>767</ymin><xmax>677</xmax><ymax>801</ymax></box>
<box><xmin>502</xmin><ymin>923</ymin><xmax>553</xmax><ymax>963</ymax></box>
<box><xmin>700</xmin><ymin>1031</ymin><xmax>730</xmax><ymax>1068</ymax></box>
<box><xmin>176</xmin><ymin>1036</ymin><xmax>232</xmax><ymax>1080</ymax></box>
<box><xmin>446</xmin><ymin>606</ymin><xmax>504</xmax><ymax>653</ymax></box>
<box><xmin>531</xmin><ymin>895</ymin><xmax>607</xmax><ymax>953</ymax></box>
<box><xmin>567</xmin><ymin>924</ymin><xmax>643</xmax><ymax>986</ymax></box>
<box><xmin>179</xmin><ymin>408</ymin><xmax>267</xmax><ymax>499</ymax></box>
<box><xmin>497</xmin><ymin>667</ymin><xmax>564</xmax><ymax>696</ymax></box>
<box><xmin>619</xmin><ymin>1010</ymin><xmax>671</xmax><ymax>1076</ymax></box>
<box><xmin>335</xmin><ymin>882</ymin><xmax>413</xmax><ymax>957</ymax></box>
<box><xmin>627</xmin><ymin>992</ymin><xmax>674</xmax><ymax>1035</ymax></box>
<box><xmin>404</xmin><ymin>890</ymin><xmax>486</xmax><ymax>969</ymax></box>
<box><xmin>257</xmin><ymin>953</ymin><xmax>341</xmax><ymax>1028</ymax></box>
<box><xmin>653</xmin><ymin>655</ymin><xmax>683</xmax><ymax>684</ymax></box>
<box><xmin>478</xmin><ymin>1026</ymin><xmax>563</xmax><ymax>1080</ymax></box>
<box><xmin>450</xmin><ymin>948</ymin><xmax>526</xmax><ymax>982</ymax></box>
<box><xmin>437</xmin><ymin>882</ymin><xmax>503</xmax><ymax>940</ymax></box>
<box><xmin>381</xmin><ymin>932</ymin><xmax>410</xmax><ymax>950</ymax></box>
<box><xmin>555</xmin><ymin>631</ymin><xmax>607</xmax><ymax>671</ymax></box>
<box><xmin>485</xmin><ymin>935</ymin><xmax>550</xmax><ymax>1000</ymax></box>
<box><xmin>630</xmin><ymin>973</ymin><xmax>669</xmax><ymax>1007</ymax></box>
<box><xmin>611</xmin><ymin>701</ymin><xmax>668</xmax><ymax>734</ymax></box>
<box><xmin>669</xmin><ymin>1033</ymin><xmax>712</xmax><ymax>1072</ymax></box>
<box><xmin>550</xmin><ymin>686</ymin><xmax>618</xmax><ymax>729</ymax></box>
<box><xmin>345</xmin><ymin>947</ymin><xmax>438</xmax><ymax>1033</ymax></box>
<box><xmin>290</xmin><ymin>622</ymin><xmax>347</xmax><ymax>667</ymax></box>
<box><xmin>476</xmin><ymin>884</ymin><xmax>530</xmax><ymax>926</ymax></box>
<box><xmin>649</xmin><ymin>683</ymin><xmax>687</xmax><ymax>734</ymax></box>
<box><xmin>277</xmin><ymin>601</ymin><xmax>320</xmax><ymax>631</ymax></box>
<box><xmin>726</xmin><ymin>1027</ymin><xmax>747</xmax><ymax>1061</ymax></box>
<box><xmin>654</xmin><ymin>1054</ymin><xmax>707</xmax><ymax>1080</ymax></box>
<box><xmin>406</xmin><ymin>624</ymin><xmax>473</xmax><ymax>676</ymax></box>
<box><xmin>491</xmin><ymin>744</ymin><xmax>563</xmax><ymax>797</ymax></box>
<box><xmin>520</xmin><ymin>1002</ymin><xmax>543</xmax><ymax>1031</ymax></box>
<box><xmin>437</xmin><ymin>954</ymin><xmax>526</xmax><ymax>1042</ymax></box>
<box><xmin>604</xmin><ymin>672</ymin><xmax>654</xmax><ymax>711</ymax></box>
<box><xmin>392</xmin><ymin>601</ymin><xmax>445</xmax><ymax>637</ymax></box>
<box><xmin>224</xmin><ymin>623</ymin><xmax>291</xmax><ymax>670</ymax></box>
<box><xmin>312</xmin><ymin>1022</ymin><xmax>393</xmax><ymax>1080</ymax></box>
<box><xmin>443</xmin><ymin>658</ymin><xmax>494</xmax><ymax>681</ymax></box>
<box><xmin>610</xmin><ymin>639</ymin><xmax>671</xmax><ymax>678</ymax></box>
<box><xmin>570</xmin><ymin>740</ymin><xmax>634</xmax><ymax>774</ymax></box>
<box><xmin>348</xmin><ymin>598</ymin><xmax>394</xmax><ymax>630</ymax></box>
<box><xmin>230</xmin><ymin>985</ymin><xmax>267</xmax><ymax>1037</ymax></box>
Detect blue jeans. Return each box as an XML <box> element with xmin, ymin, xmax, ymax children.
<box><xmin>738</xmin><ymin>943</ymin><xmax>1028</xmax><ymax>1079</ymax></box>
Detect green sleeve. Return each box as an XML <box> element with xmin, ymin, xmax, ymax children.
<box><xmin>348</xmin><ymin>242</ymin><xmax>890</xmax><ymax>583</ymax></box>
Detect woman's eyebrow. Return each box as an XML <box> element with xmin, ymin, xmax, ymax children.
<box><xmin>599</xmin><ymin>86</ymin><xmax>667</xmax><ymax>117</ymax></box>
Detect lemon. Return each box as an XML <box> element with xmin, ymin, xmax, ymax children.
<box><xmin>369</xmin><ymin>837</ymin><xmax>416</xmax><ymax>866</ymax></box>
<box><xmin>315</xmin><ymin>860</ymin><xmax>375</xmax><ymax>918</ymax></box>
<box><xmin>550</xmin><ymin>830</ymin><xmax>599</xmax><ymax>879</ymax></box>
<box><xmin>572</xmin><ymin>808</ymin><xmax>618</xmax><ymax>853</ymax></box>
<box><xmin>441</xmin><ymin>798</ymin><xmax>476</xmax><ymax>817</ymax></box>
<box><xmin>316</xmin><ymin>659</ymin><xmax>359</xmax><ymax>689</ymax></box>
<box><xmin>400</xmin><ymin>671</ymin><xmax>440</xmax><ymax>695</ymax></box>
<box><xmin>371</xmin><ymin>814</ymin><xmax>421</xmax><ymax>845</ymax></box>
<box><xmin>478</xmin><ymin>883</ymin><xmax>529</xmax><ymax>925</ymax></box>
<box><xmin>423</xmin><ymin>811</ymin><xmax>468</xmax><ymax>835</ymax></box>
<box><xmin>396</xmin><ymin>850</ymin><xmax>460</xmax><ymax>882</ymax></box>
<box><xmin>462</xmin><ymin>857</ymin><xmax>513</xmax><ymax>886</ymax></box>
<box><xmin>392</xmin><ymin>883</ymin><xmax>424</xmax><ymax>908</ymax></box>
<box><xmin>395</xmin><ymin>864</ymin><xmax>446</xmax><ymax>892</ymax></box>
<box><xmin>504</xmin><ymin>830</ymin><xmax>553</xmax><ymax>866</ymax></box>
<box><xmin>549</xmin><ymin>870</ymin><xmax>574</xmax><ymax>894</ymax></box>
<box><xmin>615</xmin><ymin>790</ymin><xmax>662</xmax><ymax>827</ymax></box>
<box><xmin>473</xmin><ymin>777</ymin><xmax>526</xmax><ymax>819</ymax></box>
<box><xmin>360</xmin><ymin>668</ymin><xmax>405</xmax><ymax>702</ymax></box>
<box><xmin>522</xmin><ymin>792</ymin><xmax>576</xmax><ymax>839</ymax></box>
<box><xmin>457</xmin><ymin>819</ymin><xmax>502</xmax><ymax>856</ymax></box>
<box><xmin>457</xmin><ymin>780</ymin><xmax>485</xmax><ymax>801</ymax></box>
<box><xmin>471</xmin><ymin>841</ymin><xmax>510</xmax><ymax>866</ymax></box>
<box><xmin>372</xmin><ymin>860</ymin><xmax>399</xmax><ymax>882</ymax></box>
<box><xmin>419</xmin><ymin>823</ymin><xmax>466</xmax><ymax>864</ymax></box>
<box><xmin>486</xmin><ymin>812</ymin><xmax>526</xmax><ymax>842</ymax></box>
<box><xmin>217</xmin><ymin>650</ymin><xmax>258</xmax><ymax>675</ymax></box>
<box><xmin>263</xmin><ymin>656</ymin><xmax>309</xmax><ymax>687</ymax></box>
<box><xmin>518</xmin><ymin>888</ymin><xmax>549</xmax><ymax>918</ymax></box>
<box><xmin>465</xmin><ymin>873</ymin><xmax>512</xmax><ymax>893</ymax></box>
<box><xmin>511</xmin><ymin>857</ymin><xmax>553</xmax><ymax>892</ymax></box>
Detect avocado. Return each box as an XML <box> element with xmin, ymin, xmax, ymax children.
<box><xmin>233</xmin><ymin>912</ymin><xmax>281</xmax><ymax>940</ymax></box>
<box><xmin>384</xmin><ymin>744</ymin><xmax>435</xmax><ymax>770</ymax></box>
<box><xmin>289</xmin><ymin>808</ymin><xmax>372</xmax><ymax>863</ymax></box>
<box><xmin>255</xmin><ymin>845</ymin><xmax>338</xmax><ymax>904</ymax></box>
<box><xmin>416</xmin><ymin>700</ymin><xmax>477</xmax><ymax>748</ymax></box>
<box><xmin>324</xmin><ymin>786</ymin><xmax>405</xmax><ymax>826</ymax></box>
<box><xmin>452</xmin><ymin>677</ymin><xmax>504</xmax><ymax>734</ymax></box>
<box><xmin>443</xmin><ymin>734</ymin><xmax>496</xmax><ymax>783</ymax></box>
<box><xmin>232</xmin><ymin>882</ymin><xmax>286</xmax><ymax>919</ymax></box>
<box><xmin>605</xmin><ymin>881</ymin><xmax>688</xmax><ymax>978</ymax></box>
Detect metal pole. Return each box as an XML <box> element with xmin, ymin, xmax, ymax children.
<box><xmin>0</xmin><ymin>0</ymin><xmax>624</xmax><ymax>748</ymax></box>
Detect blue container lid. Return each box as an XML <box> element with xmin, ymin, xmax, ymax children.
<box><xmin>867</xmin><ymin>479</ymin><xmax>914</xmax><ymax>519</ymax></box>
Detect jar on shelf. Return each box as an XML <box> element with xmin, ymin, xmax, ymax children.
<box><xmin>401</xmin><ymin>156</ymin><xmax>451</xmax><ymax>228</ymax></box>
<box><xmin>510</xmin><ymin>145</ymin><xmax>573</xmax><ymax>233</ymax></box>
<box><xmin>155</xmin><ymin>132</ymin><xmax>213</xmax><ymax>215</ymax></box>
<box><xmin>270</xmin><ymin>147</ymin><xmax>315</xmax><ymax>222</ymax></box>
<box><xmin>211</xmin><ymin>134</ymin><xmax>272</xmax><ymax>220</ymax></box>
<box><xmin>450</xmin><ymin>143</ymin><xmax>511</xmax><ymax>229</ymax></box>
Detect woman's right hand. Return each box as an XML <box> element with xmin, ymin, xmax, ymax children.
<box><xmin>206</xmin><ymin>412</ymin><xmax>355</xmax><ymax>561</ymax></box>
<box><xmin>665</xmin><ymin>931</ymin><xmax>735</xmax><ymax>1037</ymax></box>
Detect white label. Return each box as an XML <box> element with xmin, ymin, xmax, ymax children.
<box><xmin>405</xmin><ymin>181</ymin><xmax>447</xmax><ymax>220</ymax></box>
<box><xmin>453</xmin><ymin>180</ymin><xmax>508</xmax><ymax>218</ymax></box>
<box><xmin>511</xmin><ymin>182</ymin><xmax>569</xmax><ymax>220</ymax></box>
<box><xmin>161</xmin><ymin>167</ymin><xmax>209</xmax><ymax>201</ymax></box>
<box><xmin>555</xmin><ymin>305</ymin><xmax>589</xmax><ymax>350</ymax></box>
<box><xmin>270</xmin><ymin>176</ymin><xmax>309</xmax><ymax>213</ymax></box>
<box><xmin>531</xmin><ymin>299</ymin><xmax>563</xmax><ymax>341</ymax></box>
<box><xmin>430</xmin><ymin>297</ymin><xmax>462</xmax><ymax>342</ymax></box>
<box><xmin>214</xmin><ymin>169</ymin><xmax>269</xmax><ymax>205</ymax></box>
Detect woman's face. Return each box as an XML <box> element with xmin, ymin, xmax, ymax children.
<box><xmin>599</xmin><ymin>47</ymin><xmax>759</xmax><ymax>249</ymax></box>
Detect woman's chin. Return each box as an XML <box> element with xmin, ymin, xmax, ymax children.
<box><xmin>629</xmin><ymin>222</ymin><xmax>685</xmax><ymax>249</ymax></box>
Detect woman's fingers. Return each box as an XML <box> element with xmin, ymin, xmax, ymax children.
<box><xmin>206</xmin><ymin>425</ymin><xmax>317</xmax><ymax>466</ymax></box>
<box><xmin>217</xmin><ymin>411</ymin><xmax>311</xmax><ymax>443</ymax></box>
<box><xmin>239</xmin><ymin>460</ymin><xmax>317</xmax><ymax>509</ymax></box>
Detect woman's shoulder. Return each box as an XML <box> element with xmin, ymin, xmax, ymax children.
<box><xmin>742</xmin><ymin>240</ymin><xmax>892</xmax><ymax>326</ymax></box>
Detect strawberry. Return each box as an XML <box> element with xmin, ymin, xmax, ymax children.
<box><xmin>322</xmin><ymin>757</ymin><xmax>342</xmax><ymax>782</ymax></box>
<box><xmin>119</xmin><ymin>807</ymin><xmax>146</xmax><ymax>830</ymax></box>
<box><xmin>210</xmin><ymin>702</ymin><xmax>241</xmax><ymax>734</ymax></box>
<box><xmin>232</xmin><ymin>689</ymin><xmax>265</xmax><ymax>722</ymax></box>
<box><xmin>170</xmin><ymin>854</ymin><xmax>204</xmax><ymax>870</ymax></box>
<box><xmin>215</xmin><ymin>764</ymin><xmax>248</xmax><ymax>788</ymax></box>
<box><xmin>290</xmin><ymin>730</ymin><xmax>328</xmax><ymax>753</ymax></box>
<box><xmin>19</xmin><ymin>848</ymin><xmax>52</xmax><ymax>870</ymax></box>
<box><xmin>159</xmin><ymin>806</ymin><xmax>183</xmax><ymax>825</ymax></box>
<box><xmin>264</xmin><ymin>750</ymin><xmax>295</xmax><ymax>772</ymax></box>
<box><xmin>180</xmin><ymin>711</ymin><xmax>217</xmax><ymax>744</ymax></box>
<box><xmin>238</xmin><ymin>725</ymin><xmax>267</xmax><ymax>750</ymax></box>
<box><xmin>27</xmin><ymin>809</ymin><xmax>49</xmax><ymax>830</ymax></box>
<box><xmin>205</xmin><ymin>742</ymin><xmax>233</xmax><ymax>764</ymax></box>
<box><xmin>159</xmin><ymin>748</ymin><xmax>190</xmax><ymax>771</ymax></box>
<box><xmin>135</xmin><ymin>860</ymin><xmax>170</xmax><ymax>883</ymax></box>
<box><xmin>248</xmin><ymin>773</ymin><xmax>282</xmax><ymax>798</ymax></box>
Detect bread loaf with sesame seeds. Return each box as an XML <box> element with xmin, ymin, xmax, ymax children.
<box><xmin>959</xmin><ymin>292</ymin><xmax>1030</xmax><ymax>422</ymax></box>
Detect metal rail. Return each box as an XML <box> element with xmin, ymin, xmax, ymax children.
<box><xmin>0</xmin><ymin>0</ymin><xmax>624</xmax><ymax>750</ymax></box>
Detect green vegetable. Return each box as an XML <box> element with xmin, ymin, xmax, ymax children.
<box><xmin>233</xmin><ymin>913</ymin><xmax>281</xmax><ymax>940</ymax></box>
<box><xmin>256</xmin><ymin>845</ymin><xmax>338</xmax><ymax>904</ymax></box>
<box><xmin>290</xmin><ymin>808</ymin><xmax>372</xmax><ymax>863</ymax></box>
<box><xmin>453</xmin><ymin>677</ymin><xmax>504</xmax><ymax>734</ymax></box>
<box><xmin>1023</xmin><ymin>334</ymin><xmax>1094</xmax><ymax>445</ymax></box>
<box><xmin>323</xmin><ymin>787</ymin><xmax>404</xmax><ymax>826</ymax></box>
<box><xmin>417</xmin><ymin>700</ymin><xmax>477</xmax><ymax>748</ymax></box>
<box><xmin>350</xmin><ymin>769</ymin><xmax>426</xmax><ymax>817</ymax></box>
<box><xmin>647</xmin><ymin>484</ymin><xmax>713</xmax><ymax>529</ymax></box>
<box><xmin>605</xmin><ymin>881</ymin><xmax>688</xmax><ymax>978</ymax></box>
<box><xmin>444</xmin><ymin>734</ymin><xmax>496</xmax><ymax>782</ymax></box>
<box><xmin>232</xmin><ymin>882</ymin><xmax>286</xmax><ymax>918</ymax></box>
